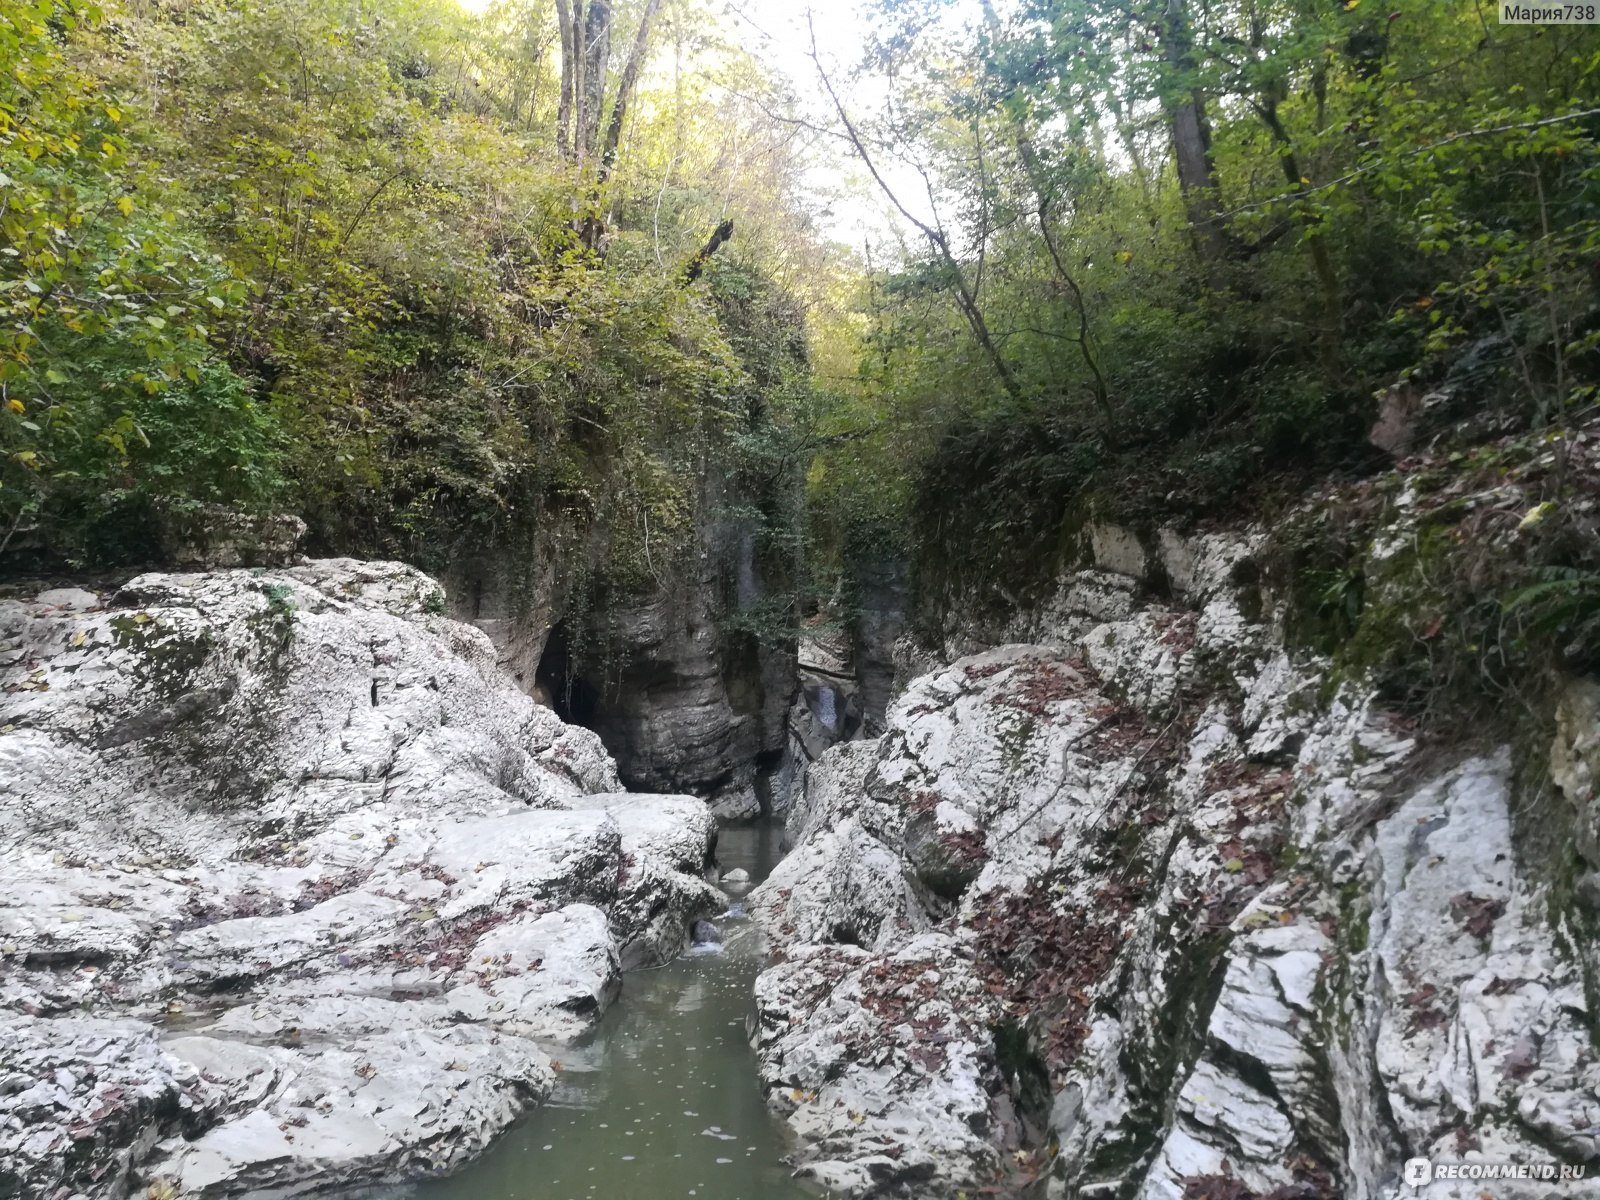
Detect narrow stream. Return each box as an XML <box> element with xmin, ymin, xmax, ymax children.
<box><xmin>376</xmin><ymin>821</ymin><xmax>815</xmax><ymax>1200</ymax></box>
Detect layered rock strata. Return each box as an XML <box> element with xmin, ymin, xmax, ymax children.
<box><xmin>754</xmin><ymin>519</ymin><xmax>1600</xmax><ymax>1199</ymax></box>
<box><xmin>0</xmin><ymin>561</ymin><xmax>721</xmax><ymax>1198</ymax></box>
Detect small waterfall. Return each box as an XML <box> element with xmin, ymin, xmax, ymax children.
<box><xmin>735</xmin><ymin>530</ymin><xmax>758</xmax><ymax>608</ymax></box>
<box><xmin>814</xmin><ymin>684</ymin><xmax>837</xmax><ymax>731</ymax></box>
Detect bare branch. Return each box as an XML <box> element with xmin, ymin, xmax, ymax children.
<box><xmin>805</xmin><ymin>10</ymin><xmax>1023</xmax><ymax>401</ymax></box>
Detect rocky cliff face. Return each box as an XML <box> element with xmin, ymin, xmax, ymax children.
<box><xmin>753</xmin><ymin>510</ymin><xmax>1600</xmax><ymax>1198</ymax></box>
<box><xmin>769</xmin><ymin>558</ymin><xmax>914</xmax><ymax>823</ymax></box>
<box><xmin>0</xmin><ymin>561</ymin><xmax>724</xmax><ymax>1199</ymax></box>
<box><xmin>849</xmin><ymin>557</ymin><xmax>911</xmax><ymax>736</ymax></box>
<box><xmin>451</xmin><ymin>489</ymin><xmax>797</xmax><ymax>825</ymax></box>
<box><xmin>555</xmin><ymin>553</ymin><xmax>795</xmax><ymax>823</ymax></box>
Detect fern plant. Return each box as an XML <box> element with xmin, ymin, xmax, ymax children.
<box><xmin>1503</xmin><ymin>567</ymin><xmax>1600</xmax><ymax>666</ymax></box>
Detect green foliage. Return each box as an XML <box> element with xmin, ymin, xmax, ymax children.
<box><xmin>0</xmin><ymin>0</ymin><xmax>828</xmax><ymax>588</ymax></box>
<box><xmin>0</xmin><ymin>0</ymin><xmax>275</xmax><ymax>558</ymax></box>
<box><xmin>705</xmin><ymin>257</ymin><xmax>818</xmax><ymax>642</ymax></box>
<box><xmin>1504</xmin><ymin>568</ymin><xmax>1600</xmax><ymax>663</ymax></box>
<box><xmin>910</xmin><ymin>407</ymin><xmax>1098</xmax><ymax>613</ymax></box>
<box><xmin>819</xmin><ymin>0</ymin><xmax>1600</xmax><ymax>623</ymax></box>
<box><xmin>1267</xmin><ymin>432</ymin><xmax>1600</xmax><ymax>721</ymax></box>
<box><xmin>261</xmin><ymin>582</ymin><xmax>295</xmax><ymax>615</ymax></box>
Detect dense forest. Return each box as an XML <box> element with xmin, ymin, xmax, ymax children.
<box><xmin>2</xmin><ymin>0</ymin><xmax>1597</xmax><ymax>664</ymax></box>
<box><xmin>0</xmin><ymin>0</ymin><xmax>828</xmax><ymax>594</ymax></box>
<box><xmin>792</xmin><ymin>0</ymin><xmax>1599</xmax><ymax>604</ymax></box>
<box><xmin>5</xmin><ymin>4</ymin><xmax>1600</xmax><ymax>1196</ymax></box>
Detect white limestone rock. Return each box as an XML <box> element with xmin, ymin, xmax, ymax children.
<box><xmin>0</xmin><ymin>561</ymin><xmax>733</xmax><ymax>1198</ymax></box>
<box><xmin>1155</xmin><ymin>527</ymin><xmax>1263</xmax><ymax>603</ymax></box>
<box><xmin>441</xmin><ymin>904</ymin><xmax>620</xmax><ymax>1040</ymax></box>
<box><xmin>1090</xmin><ymin>523</ymin><xmax>1150</xmax><ymax>580</ymax></box>
<box><xmin>566</xmin><ymin>791</ymin><xmax>722</xmax><ymax>968</ymax></box>
<box><xmin>761</xmin><ymin>535</ymin><xmax>1600</xmax><ymax>1200</ymax></box>
<box><xmin>1002</xmin><ymin>570</ymin><xmax>1140</xmax><ymax>648</ymax></box>
<box><xmin>755</xmin><ymin>738</ymin><xmax>925</xmax><ymax>954</ymax></box>
<box><xmin>753</xmin><ymin>935</ymin><xmax>1001</xmax><ymax>1198</ymax></box>
<box><xmin>752</xmin><ymin>815</ymin><xmax>922</xmax><ymax>953</ymax></box>
<box><xmin>0</xmin><ymin>1014</ymin><xmax>220</xmax><ymax>1199</ymax></box>
<box><xmin>781</xmin><ymin>738</ymin><xmax>888</xmax><ymax>851</ymax></box>
<box><xmin>30</xmin><ymin>586</ymin><xmax>103</xmax><ymax>613</ymax></box>
<box><xmin>1370</xmin><ymin>753</ymin><xmax>1600</xmax><ymax>1173</ymax></box>
<box><xmin>150</xmin><ymin>1026</ymin><xmax>553</xmax><ymax>1197</ymax></box>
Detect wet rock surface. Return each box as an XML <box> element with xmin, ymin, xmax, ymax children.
<box><xmin>754</xmin><ymin>524</ymin><xmax>1600</xmax><ymax>1198</ymax></box>
<box><xmin>542</xmin><ymin>514</ymin><xmax>797</xmax><ymax>824</ymax></box>
<box><xmin>0</xmin><ymin>561</ymin><xmax>722</xmax><ymax>1198</ymax></box>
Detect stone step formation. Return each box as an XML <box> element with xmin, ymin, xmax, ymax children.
<box><xmin>0</xmin><ymin>561</ymin><xmax>726</xmax><ymax>1198</ymax></box>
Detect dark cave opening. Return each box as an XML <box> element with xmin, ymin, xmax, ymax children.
<box><xmin>535</xmin><ymin>621</ymin><xmax>603</xmax><ymax>728</ymax></box>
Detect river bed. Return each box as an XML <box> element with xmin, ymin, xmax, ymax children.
<box><xmin>371</xmin><ymin>821</ymin><xmax>815</xmax><ymax>1200</ymax></box>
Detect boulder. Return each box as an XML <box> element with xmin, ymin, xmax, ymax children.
<box><xmin>0</xmin><ymin>561</ymin><xmax>731</xmax><ymax>1198</ymax></box>
<box><xmin>0</xmin><ymin>1015</ymin><xmax>220</xmax><ymax>1199</ymax></box>
<box><xmin>566</xmin><ymin>792</ymin><xmax>723</xmax><ymax>968</ymax></box>
<box><xmin>151</xmin><ymin>1026</ymin><xmax>553</xmax><ymax>1196</ymax></box>
<box><xmin>752</xmin><ymin>935</ymin><xmax>1001</xmax><ymax>1197</ymax></box>
<box><xmin>158</xmin><ymin>505</ymin><xmax>307</xmax><ymax>570</ymax></box>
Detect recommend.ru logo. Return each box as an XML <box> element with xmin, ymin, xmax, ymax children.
<box><xmin>1403</xmin><ymin>1156</ymin><xmax>1590</xmax><ymax>1188</ymax></box>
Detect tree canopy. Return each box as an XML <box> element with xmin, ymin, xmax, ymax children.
<box><xmin>1</xmin><ymin>0</ymin><xmax>1595</xmax><ymax>649</ymax></box>
<box><xmin>0</xmin><ymin>0</ymin><xmax>834</xmax><ymax>582</ymax></box>
<box><xmin>800</xmin><ymin>0</ymin><xmax>1598</xmax><ymax>616</ymax></box>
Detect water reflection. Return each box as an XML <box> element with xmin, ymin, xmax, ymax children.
<box><xmin>370</xmin><ymin>822</ymin><xmax>815</xmax><ymax>1200</ymax></box>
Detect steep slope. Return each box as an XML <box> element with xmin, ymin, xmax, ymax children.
<box><xmin>752</xmin><ymin>439</ymin><xmax>1600</xmax><ymax>1198</ymax></box>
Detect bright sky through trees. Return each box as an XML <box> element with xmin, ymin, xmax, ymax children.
<box><xmin>450</xmin><ymin>0</ymin><xmax>928</xmax><ymax>248</ymax></box>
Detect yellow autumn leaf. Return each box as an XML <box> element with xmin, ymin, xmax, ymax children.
<box><xmin>6</xmin><ymin>399</ymin><xmax>22</xmax><ymax>414</ymax></box>
<box><xmin>1519</xmin><ymin>501</ymin><xmax>1556</xmax><ymax>530</ymax></box>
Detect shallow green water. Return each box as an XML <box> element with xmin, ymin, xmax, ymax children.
<box><xmin>376</xmin><ymin>822</ymin><xmax>815</xmax><ymax>1200</ymax></box>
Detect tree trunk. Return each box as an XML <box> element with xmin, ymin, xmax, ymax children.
<box><xmin>682</xmin><ymin>218</ymin><xmax>734</xmax><ymax>285</ymax></box>
<box><xmin>578</xmin><ymin>0</ymin><xmax>666</xmax><ymax>250</ymax></box>
<box><xmin>600</xmin><ymin>0</ymin><xmax>664</xmax><ymax>175</ymax></box>
<box><xmin>1256</xmin><ymin>93</ymin><xmax>1343</xmax><ymax>373</ymax></box>
<box><xmin>1160</xmin><ymin>0</ymin><xmax>1230</xmax><ymax>265</ymax></box>
<box><xmin>577</xmin><ymin>0</ymin><xmax>611</xmax><ymax>163</ymax></box>
<box><xmin>555</xmin><ymin>0</ymin><xmax>577</xmax><ymax>161</ymax></box>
